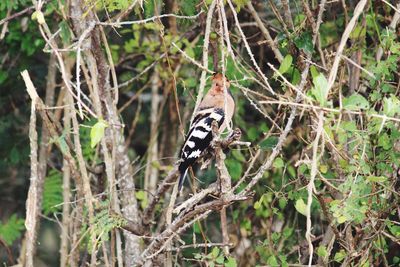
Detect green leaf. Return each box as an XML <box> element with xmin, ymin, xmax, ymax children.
<box><xmin>383</xmin><ymin>96</ymin><xmax>400</xmax><ymax>116</ymax></box>
<box><xmin>334</xmin><ymin>250</ymin><xmax>346</xmax><ymax>263</ymax></box>
<box><xmin>311</xmin><ymin>73</ymin><xmax>328</xmax><ymax>106</ymax></box>
<box><xmin>267</xmin><ymin>255</ymin><xmax>279</xmax><ymax>266</ymax></box>
<box><xmin>279</xmin><ymin>198</ymin><xmax>287</xmax><ymax>209</ymax></box>
<box><xmin>216</xmin><ymin>255</ymin><xmax>224</xmax><ymax>264</ymax></box>
<box><xmin>310</xmin><ymin>65</ymin><xmax>319</xmax><ymax>79</ymax></box>
<box><xmin>232</xmin><ymin>150</ymin><xmax>246</xmax><ymax>162</ymax></box>
<box><xmin>247</xmin><ymin>127</ymin><xmax>258</xmax><ymax>142</ymax></box>
<box><xmin>294</xmin><ymin>31</ymin><xmax>313</xmax><ymax>54</ymax></box>
<box><xmin>337</xmin><ymin>216</ymin><xmax>347</xmax><ymax>224</ymax></box>
<box><xmin>0</xmin><ymin>214</ymin><xmax>25</xmax><ymax>245</ymax></box>
<box><xmin>226</xmin><ymin>159</ymin><xmax>243</xmax><ymax>181</ymax></box>
<box><xmin>254</xmin><ymin>201</ymin><xmax>261</xmax><ymax>210</ymax></box>
<box><xmin>282</xmin><ymin>227</ymin><xmax>293</xmax><ymax>238</ymax></box>
<box><xmin>211</xmin><ymin>247</ymin><xmax>220</xmax><ymax>258</ymax></box>
<box><xmin>58</xmin><ymin>134</ymin><xmax>68</xmax><ymax>155</ymax></box>
<box><xmin>349</xmin><ymin>25</ymin><xmax>366</xmax><ymax>40</ymax></box>
<box><xmin>260</xmin><ymin>137</ymin><xmax>278</xmax><ymax>150</ymax></box>
<box><xmin>342</xmin><ymin>93</ymin><xmax>369</xmax><ymax>110</ymax></box>
<box><xmin>42</xmin><ymin>169</ymin><xmax>63</xmax><ymax>215</ymax></box>
<box><xmin>366</xmin><ymin>176</ymin><xmax>387</xmax><ymax>183</ymax></box>
<box><xmin>295</xmin><ymin>199</ymin><xmax>307</xmax><ymax>216</ymax></box>
<box><xmin>232</xmin><ymin>0</ymin><xmax>249</xmax><ymax>12</ymax></box>
<box><xmin>378</xmin><ymin>133</ymin><xmax>391</xmax><ymax>150</ymax></box>
<box><xmin>32</xmin><ymin>10</ymin><xmax>45</xmax><ymax>24</ymax></box>
<box><xmin>193</xmin><ymin>221</ymin><xmax>201</xmax><ymax>234</ymax></box>
<box><xmin>317</xmin><ymin>245</ymin><xmax>328</xmax><ymax>258</ymax></box>
<box><xmin>135</xmin><ymin>190</ymin><xmax>146</xmax><ymax>200</ymax></box>
<box><xmin>59</xmin><ymin>21</ymin><xmax>71</xmax><ymax>44</ymax></box>
<box><xmin>0</xmin><ymin>70</ymin><xmax>8</xmax><ymax>84</ymax></box>
<box><xmin>278</xmin><ymin>55</ymin><xmax>293</xmax><ymax>75</ymax></box>
<box><xmin>225</xmin><ymin>257</ymin><xmax>237</xmax><ymax>267</ymax></box>
<box><xmin>10</xmin><ymin>146</ymin><xmax>19</xmax><ymax>164</ymax></box>
<box><xmin>194</xmin><ymin>253</ymin><xmax>202</xmax><ymax>259</ymax></box>
<box><xmin>90</xmin><ymin>119</ymin><xmax>108</xmax><ymax>148</ymax></box>
<box><xmin>273</xmin><ymin>158</ymin><xmax>284</xmax><ymax>168</ymax></box>
<box><xmin>135</xmin><ymin>190</ymin><xmax>148</xmax><ymax>209</ymax></box>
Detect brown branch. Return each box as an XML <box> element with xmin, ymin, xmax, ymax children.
<box><xmin>142</xmin><ymin>166</ymin><xmax>180</xmax><ymax>226</ymax></box>
<box><xmin>280</xmin><ymin>0</ymin><xmax>295</xmax><ymax>30</ymax></box>
<box><xmin>0</xmin><ymin>6</ymin><xmax>34</xmax><ymax>26</ymax></box>
<box><xmin>140</xmin><ymin>195</ymin><xmax>249</xmax><ymax>265</ymax></box>
<box><xmin>22</xmin><ymin>70</ymin><xmax>41</xmax><ymax>267</ymax></box>
<box><xmin>246</xmin><ymin>1</ymin><xmax>283</xmax><ymax>63</ymax></box>
<box><xmin>237</xmin><ymin>0</ymin><xmax>327</xmax><ymax>196</ymax></box>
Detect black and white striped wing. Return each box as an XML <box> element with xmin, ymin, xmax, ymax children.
<box><xmin>178</xmin><ymin>108</ymin><xmax>225</xmax><ymax>190</ymax></box>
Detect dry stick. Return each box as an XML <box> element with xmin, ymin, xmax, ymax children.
<box><xmin>22</xmin><ymin>70</ymin><xmax>39</xmax><ymax>267</ymax></box>
<box><xmin>60</xmin><ymin>103</ymin><xmax>72</xmax><ymax>267</ymax></box>
<box><xmin>142</xmin><ymin>211</ymin><xmax>213</xmax><ymax>264</ymax></box>
<box><xmin>342</xmin><ymin>55</ymin><xmax>375</xmax><ymax>79</ymax></box>
<box><xmin>218</xmin><ymin>0</ymin><xmax>235</xmax><ymax>61</ymax></box>
<box><xmin>75</xmin><ymin>23</ymin><xmax>96</xmax><ymax>118</ymax></box>
<box><xmin>246</xmin><ymin>1</ymin><xmax>283</xmax><ymax>63</ymax></box>
<box><xmin>190</xmin><ymin>0</ymin><xmax>216</xmax><ymax>125</ymax></box>
<box><xmin>326</xmin><ymin>0</ymin><xmax>368</xmax><ymax>94</ymax></box>
<box><xmin>97</xmin><ymin>24</ymin><xmax>125</xmax><ymax>267</ymax></box>
<box><xmin>142</xmin><ymin>130</ymin><xmax>242</xmax><ymax>264</ymax></box>
<box><xmin>0</xmin><ymin>6</ymin><xmax>34</xmax><ymax>26</ymax></box>
<box><xmin>382</xmin><ymin>0</ymin><xmax>400</xmax><ymax>13</ymax></box>
<box><xmin>141</xmin><ymin>189</ymin><xmax>250</xmax><ymax>265</ymax></box>
<box><xmin>165</xmin><ymin>181</ymin><xmax>179</xmax><ymax>267</ymax></box>
<box><xmin>227</xmin><ymin>0</ymin><xmax>275</xmax><ymax>95</ymax></box>
<box><xmin>69</xmin><ymin>94</ymin><xmax>97</xmax><ymax>267</ymax></box>
<box><xmin>21</xmin><ymin>53</ymin><xmax>58</xmax><ymax>267</ymax></box>
<box><xmin>98</xmin><ymin>12</ymin><xmax>203</xmax><ymax>26</ymax></box>
<box><xmin>173</xmin><ymin>184</ymin><xmax>218</xmax><ymax>214</ymax></box>
<box><xmin>111</xmin><ymin>0</ymin><xmax>140</xmax><ymax>23</ymax></box>
<box><xmin>376</xmin><ymin>1</ymin><xmax>400</xmax><ymax>61</ymax></box>
<box><xmin>117</xmin><ymin>53</ymin><xmax>166</xmax><ymax>90</ymax></box>
<box><xmin>171</xmin><ymin>43</ymin><xmax>214</xmax><ymax>74</ymax></box>
<box><xmin>306</xmin><ymin>112</ymin><xmax>324</xmax><ymax>266</ymax></box>
<box><xmin>98</xmin><ymin>18</ymin><xmax>119</xmax><ymax>106</ymax></box>
<box><xmin>216</xmin><ymin>2</ymin><xmax>231</xmax><ymax>254</ymax></box>
<box><xmin>144</xmin><ymin>72</ymin><xmax>160</xmax><ymax>194</ymax></box>
<box><xmin>300</xmin><ymin>0</ymin><xmax>326</xmax><ymax>68</ymax></box>
<box><xmin>268</xmin><ymin>0</ymin><xmax>290</xmax><ymax>38</ymax></box>
<box><xmin>280</xmin><ymin>0</ymin><xmax>295</xmax><ymax>31</ymax></box>
<box><xmin>142</xmin><ymin>166</ymin><xmax>180</xmax><ymax>226</ymax></box>
<box><xmin>35</xmin><ymin>21</ymin><xmax>97</xmax><ymax>117</ymax></box>
<box><xmin>239</xmin><ymin>0</ymin><xmax>327</xmax><ymax>196</ymax></box>
<box><xmin>167</xmin><ymin>242</ymin><xmax>232</xmax><ymax>251</ymax></box>
<box><xmin>22</xmin><ymin>69</ymin><xmax>85</xmax><ymax>265</ymax></box>
<box><xmin>232</xmin><ymin>149</ymin><xmax>261</xmax><ymax>193</ymax></box>
<box><xmin>259</xmin><ymin>99</ymin><xmax>400</xmax><ymax>123</ymax></box>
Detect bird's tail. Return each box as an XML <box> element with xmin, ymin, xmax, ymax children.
<box><xmin>178</xmin><ymin>168</ymin><xmax>188</xmax><ymax>192</ymax></box>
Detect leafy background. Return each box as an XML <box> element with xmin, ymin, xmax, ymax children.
<box><xmin>0</xmin><ymin>0</ymin><xmax>400</xmax><ymax>266</ymax></box>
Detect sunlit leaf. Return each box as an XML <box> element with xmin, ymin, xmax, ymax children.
<box><xmin>342</xmin><ymin>93</ymin><xmax>369</xmax><ymax>110</ymax></box>
<box><xmin>90</xmin><ymin>119</ymin><xmax>109</xmax><ymax>148</ymax></box>
<box><xmin>295</xmin><ymin>199</ymin><xmax>307</xmax><ymax>216</ymax></box>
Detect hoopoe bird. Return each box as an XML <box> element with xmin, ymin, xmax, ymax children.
<box><xmin>178</xmin><ymin>73</ymin><xmax>235</xmax><ymax>191</ymax></box>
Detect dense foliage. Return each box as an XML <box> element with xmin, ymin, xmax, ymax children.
<box><xmin>0</xmin><ymin>0</ymin><xmax>399</xmax><ymax>266</ymax></box>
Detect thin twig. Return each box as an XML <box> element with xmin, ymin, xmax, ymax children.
<box><xmin>326</xmin><ymin>0</ymin><xmax>368</xmax><ymax>94</ymax></box>
<box><xmin>227</xmin><ymin>0</ymin><xmax>275</xmax><ymax>95</ymax></box>
<box><xmin>0</xmin><ymin>6</ymin><xmax>34</xmax><ymax>26</ymax></box>
<box><xmin>306</xmin><ymin>112</ymin><xmax>324</xmax><ymax>266</ymax></box>
<box><xmin>98</xmin><ymin>12</ymin><xmax>203</xmax><ymax>26</ymax></box>
<box><xmin>190</xmin><ymin>0</ymin><xmax>217</xmax><ymax>125</ymax></box>
<box><xmin>21</xmin><ymin>70</ymin><xmax>39</xmax><ymax>267</ymax></box>
<box><xmin>246</xmin><ymin>1</ymin><xmax>283</xmax><ymax>62</ymax></box>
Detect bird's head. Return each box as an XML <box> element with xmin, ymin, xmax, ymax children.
<box><xmin>212</xmin><ymin>73</ymin><xmax>230</xmax><ymax>92</ymax></box>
